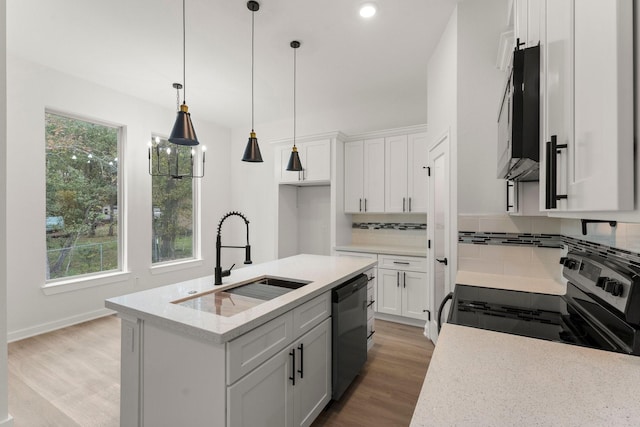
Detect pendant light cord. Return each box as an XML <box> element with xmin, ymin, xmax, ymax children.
<box><xmin>251</xmin><ymin>9</ymin><xmax>255</xmax><ymax>131</ymax></box>
<box><xmin>182</xmin><ymin>0</ymin><xmax>186</xmax><ymax>105</ymax></box>
<box><xmin>293</xmin><ymin>45</ymin><xmax>296</xmax><ymax>148</ymax></box>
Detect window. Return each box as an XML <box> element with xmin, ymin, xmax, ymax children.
<box><xmin>151</xmin><ymin>135</ymin><xmax>195</xmax><ymax>263</ymax></box>
<box><xmin>45</xmin><ymin>111</ymin><xmax>120</xmax><ymax>281</ymax></box>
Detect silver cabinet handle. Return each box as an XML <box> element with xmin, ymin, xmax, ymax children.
<box><xmin>364</xmin><ymin>198</ymin><xmax>367</xmax><ymax>212</ymax></box>
<box><xmin>403</xmin><ymin>272</ymin><xmax>406</xmax><ymax>288</ymax></box>
<box><xmin>396</xmin><ymin>271</ymin><xmax>400</xmax><ymax>287</ymax></box>
<box><xmin>402</xmin><ymin>197</ymin><xmax>406</xmax><ymax>212</ymax></box>
<box><xmin>409</xmin><ymin>197</ymin><xmax>412</xmax><ymax>212</ymax></box>
<box><xmin>393</xmin><ymin>261</ymin><xmax>410</xmax><ymax>265</ymax></box>
<box><xmin>359</xmin><ymin>198</ymin><xmax>362</xmax><ymax>212</ymax></box>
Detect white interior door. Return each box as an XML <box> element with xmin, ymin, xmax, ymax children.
<box><xmin>427</xmin><ymin>133</ymin><xmax>450</xmax><ymax>342</ymax></box>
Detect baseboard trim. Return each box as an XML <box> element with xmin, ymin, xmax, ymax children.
<box><xmin>8</xmin><ymin>308</ymin><xmax>114</xmax><ymax>343</ymax></box>
<box><xmin>374</xmin><ymin>312</ymin><xmax>426</xmax><ymax>328</ymax></box>
<box><xmin>0</xmin><ymin>415</ymin><xmax>14</xmax><ymax>427</ymax></box>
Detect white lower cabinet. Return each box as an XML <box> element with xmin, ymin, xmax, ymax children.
<box><xmin>228</xmin><ymin>318</ymin><xmax>331</xmax><ymax>427</ymax></box>
<box><xmin>377</xmin><ymin>255</ymin><xmax>429</xmax><ymax>321</ymax></box>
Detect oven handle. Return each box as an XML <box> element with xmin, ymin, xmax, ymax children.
<box><xmin>437</xmin><ymin>292</ymin><xmax>454</xmax><ymax>333</ymax></box>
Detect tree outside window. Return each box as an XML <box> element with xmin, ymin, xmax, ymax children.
<box><xmin>45</xmin><ymin>112</ymin><xmax>120</xmax><ymax>280</ymax></box>
<box><xmin>151</xmin><ymin>136</ymin><xmax>194</xmax><ymax>263</ymax></box>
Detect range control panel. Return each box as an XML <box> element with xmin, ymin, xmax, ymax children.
<box><xmin>561</xmin><ymin>251</ymin><xmax>640</xmax><ymax>324</ymax></box>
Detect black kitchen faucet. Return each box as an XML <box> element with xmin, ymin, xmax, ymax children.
<box><xmin>214</xmin><ymin>211</ymin><xmax>252</xmax><ymax>285</ymax></box>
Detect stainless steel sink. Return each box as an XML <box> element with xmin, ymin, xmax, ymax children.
<box><xmin>173</xmin><ymin>276</ymin><xmax>310</xmax><ymax>317</ymax></box>
<box><xmin>225</xmin><ymin>276</ymin><xmax>309</xmax><ymax>300</ymax></box>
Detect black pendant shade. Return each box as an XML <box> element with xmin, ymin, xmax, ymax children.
<box><xmin>169</xmin><ymin>104</ymin><xmax>199</xmax><ymax>146</ymax></box>
<box><xmin>286</xmin><ymin>146</ymin><xmax>303</xmax><ymax>171</ymax></box>
<box><xmin>242</xmin><ymin>0</ymin><xmax>264</xmax><ymax>163</ymax></box>
<box><xmin>242</xmin><ymin>131</ymin><xmax>263</xmax><ymax>162</ymax></box>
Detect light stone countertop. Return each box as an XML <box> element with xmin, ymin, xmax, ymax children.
<box><xmin>105</xmin><ymin>254</ymin><xmax>375</xmax><ymax>344</ymax></box>
<box><xmin>411</xmin><ymin>323</ymin><xmax>640</xmax><ymax>426</ymax></box>
<box><xmin>411</xmin><ymin>271</ymin><xmax>638</xmax><ymax>425</ymax></box>
<box><xmin>334</xmin><ymin>244</ymin><xmax>426</xmax><ymax>258</ymax></box>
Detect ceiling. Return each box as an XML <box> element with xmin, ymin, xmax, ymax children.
<box><xmin>7</xmin><ymin>0</ymin><xmax>458</xmax><ymax>132</ymax></box>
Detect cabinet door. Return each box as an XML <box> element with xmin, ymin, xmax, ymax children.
<box><xmin>542</xmin><ymin>0</ymin><xmax>572</xmax><ymax>211</ymax></box>
<box><xmin>281</xmin><ymin>146</ymin><xmax>301</xmax><ymax>183</ymax></box>
<box><xmin>384</xmin><ymin>135</ymin><xmax>408</xmax><ymax>212</ymax></box>
<box><xmin>407</xmin><ymin>132</ymin><xmax>428</xmax><ymax>213</ymax></box>
<box><xmin>293</xmin><ymin>318</ymin><xmax>331</xmax><ymax>427</ymax></box>
<box><xmin>402</xmin><ymin>271</ymin><xmax>429</xmax><ymax>321</ymax></box>
<box><xmin>363</xmin><ymin>138</ymin><xmax>385</xmax><ymax>213</ymax></box>
<box><xmin>376</xmin><ymin>268</ymin><xmax>402</xmax><ymax>316</ymax></box>
<box><xmin>303</xmin><ymin>139</ymin><xmax>330</xmax><ymax>182</ymax></box>
<box><xmin>227</xmin><ymin>347</ymin><xmax>294</xmax><ymax>427</ymax></box>
<box><xmin>344</xmin><ymin>141</ymin><xmax>364</xmax><ymax>213</ymax></box>
<box><xmin>568</xmin><ymin>0</ymin><xmax>633</xmax><ymax>211</ymax></box>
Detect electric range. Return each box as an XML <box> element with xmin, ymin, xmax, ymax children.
<box><xmin>444</xmin><ymin>251</ymin><xmax>640</xmax><ymax>355</ymax></box>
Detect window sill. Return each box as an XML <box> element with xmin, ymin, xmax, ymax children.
<box><xmin>42</xmin><ymin>271</ymin><xmax>131</xmax><ymax>295</ymax></box>
<box><xmin>149</xmin><ymin>258</ymin><xmax>204</xmax><ymax>275</ymax></box>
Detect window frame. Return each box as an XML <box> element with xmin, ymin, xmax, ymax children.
<box><xmin>42</xmin><ymin>109</ymin><xmax>125</xmax><ymax>290</ymax></box>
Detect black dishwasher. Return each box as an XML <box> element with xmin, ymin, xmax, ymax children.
<box><xmin>331</xmin><ymin>273</ymin><xmax>368</xmax><ymax>400</ymax></box>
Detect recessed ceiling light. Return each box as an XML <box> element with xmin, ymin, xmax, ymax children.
<box><xmin>359</xmin><ymin>2</ymin><xmax>377</xmax><ymax>18</ymax></box>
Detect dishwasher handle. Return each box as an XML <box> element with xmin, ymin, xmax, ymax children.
<box><xmin>437</xmin><ymin>292</ymin><xmax>454</xmax><ymax>333</ymax></box>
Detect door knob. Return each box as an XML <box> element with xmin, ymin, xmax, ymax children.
<box><xmin>436</xmin><ymin>257</ymin><xmax>448</xmax><ymax>266</ymax></box>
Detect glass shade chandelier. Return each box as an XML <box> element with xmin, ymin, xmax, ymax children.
<box><xmin>241</xmin><ymin>0</ymin><xmax>264</xmax><ymax>162</ymax></box>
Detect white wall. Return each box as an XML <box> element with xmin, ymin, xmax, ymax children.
<box><xmin>6</xmin><ymin>55</ymin><xmax>232</xmax><ymax>340</ymax></box>
<box><xmin>457</xmin><ymin>0</ymin><xmax>509</xmax><ymax>215</ymax></box>
<box><xmin>228</xmin><ymin>95</ymin><xmax>430</xmax><ymax>264</ymax></box>
<box><xmin>427</xmin><ymin>8</ymin><xmax>458</xmax><ymax>288</ymax></box>
<box><xmin>0</xmin><ymin>2</ymin><xmax>12</xmax><ymax>424</ymax></box>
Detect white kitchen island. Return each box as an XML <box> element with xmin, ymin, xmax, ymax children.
<box><xmin>106</xmin><ymin>254</ymin><xmax>375</xmax><ymax>427</ymax></box>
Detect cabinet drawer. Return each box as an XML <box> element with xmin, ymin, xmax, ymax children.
<box><xmin>227</xmin><ymin>312</ymin><xmax>294</xmax><ymax>385</ymax></box>
<box><xmin>367</xmin><ymin>318</ymin><xmax>375</xmax><ymax>351</ymax></box>
<box><xmin>378</xmin><ymin>254</ymin><xmax>427</xmax><ymax>272</ymax></box>
<box><xmin>366</xmin><ymin>283</ymin><xmax>375</xmax><ymax>319</ymax></box>
<box><xmin>293</xmin><ymin>292</ymin><xmax>331</xmax><ymax>339</ymax></box>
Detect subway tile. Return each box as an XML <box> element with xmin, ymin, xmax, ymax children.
<box><xmin>531</xmin><ymin>217</ymin><xmax>561</xmax><ymax>234</ymax></box>
<box><xmin>458</xmin><ymin>243</ymin><xmax>481</xmax><ymax>259</ymax></box>
<box><xmin>458</xmin><ymin>215</ymin><xmax>479</xmax><ymax>232</ymax></box>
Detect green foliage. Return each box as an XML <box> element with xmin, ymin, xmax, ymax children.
<box><xmin>151</xmin><ymin>137</ymin><xmax>194</xmax><ymax>263</ymax></box>
<box><xmin>45</xmin><ymin>112</ymin><xmax>119</xmax><ymax>279</ymax></box>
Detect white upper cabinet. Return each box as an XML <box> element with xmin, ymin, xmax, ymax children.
<box><xmin>279</xmin><ymin>139</ymin><xmax>331</xmax><ymax>185</ymax></box>
<box><xmin>385</xmin><ymin>135</ymin><xmax>409</xmax><ymax>213</ymax></box>
<box><xmin>407</xmin><ymin>133</ymin><xmax>429</xmax><ymax>213</ymax></box>
<box><xmin>515</xmin><ymin>0</ymin><xmax>543</xmax><ymax>47</ymax></box>
<box><xmin>542</xmin><ymin>0</ymin><xmax>634</xmax><ymax>212</ymax></box>
<box><xmin>385</xmin><ymin>133</ymin><xmax>428</xmax><ymax>213</ymax></box>
<box><xmin>344</xmin><ymin>138</ymin><xmax>384</xmax><ymax>213</ymax></box>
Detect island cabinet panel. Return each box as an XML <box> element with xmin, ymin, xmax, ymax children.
<box><xmin>227</xmin><ymin>347</ymin><xmax>294</xmax><ymax>427</ymax></box>
<box><xmin>141</xmin><ymin>322</ymin><xmax>227</xmax><ymax>427</ymax></box>
<box><xmin>292</xmin><ymin>291</ymin><xmax>331</xmax><ymax>338</ymax></box>
<box><xmin>227</xmin><ymin>318</ymin><xmax>332</xmax><ymax>427</ymax></box>
<box><xmin>227</xmin><ymin>312</ymin><xmax>294</xmax><ymax>385</ymax></box>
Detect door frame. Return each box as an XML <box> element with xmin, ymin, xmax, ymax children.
<box><xmin>427</xmin><ymin>130</ymin><xmax>451</xmax><ymax>342</ymax></box>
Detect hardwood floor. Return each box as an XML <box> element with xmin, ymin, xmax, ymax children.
<box><xmin>8</xmin><ymin>316</ymin><xmax>434</xmax><ymax>427</ymax></box>
<box><xmin>312</xmin><ymin>321</ymin><xmax>434</xmax><ymax>427</ymax></box>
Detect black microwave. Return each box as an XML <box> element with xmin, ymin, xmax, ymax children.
<box><xmin>497</xmin><ymin>44</ymin><xmax>540</xmax><ymax>181</ymax></box>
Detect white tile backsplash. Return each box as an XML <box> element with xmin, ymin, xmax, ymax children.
<box><xmin>560</xmin><ymin>218</ymin><xmax>640</xmax><ymax>254</ymax></box>
<box><xmin>351</xmin><ymin>228</ymin><xmax>427</xmax><ymax>248</ymax></box>
<box><xmin>459</xmin><ymin>243</ymin><xmax>562</xmax><ymax>281</ymax></box>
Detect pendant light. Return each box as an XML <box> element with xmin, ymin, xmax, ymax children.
<box><xmin>241</xmin><ymin>1</ymin><xmax>264</xmax><ymax>162</ymax></box>
<box><xmin>286</xmin><ymin>40</ymin><xmax>303</xmax><ymax>172</ymax></box>
<box><xmin>169</xmin><ymin>0</ymin><xmax>199</xmax><ymax>146</ymax></box>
